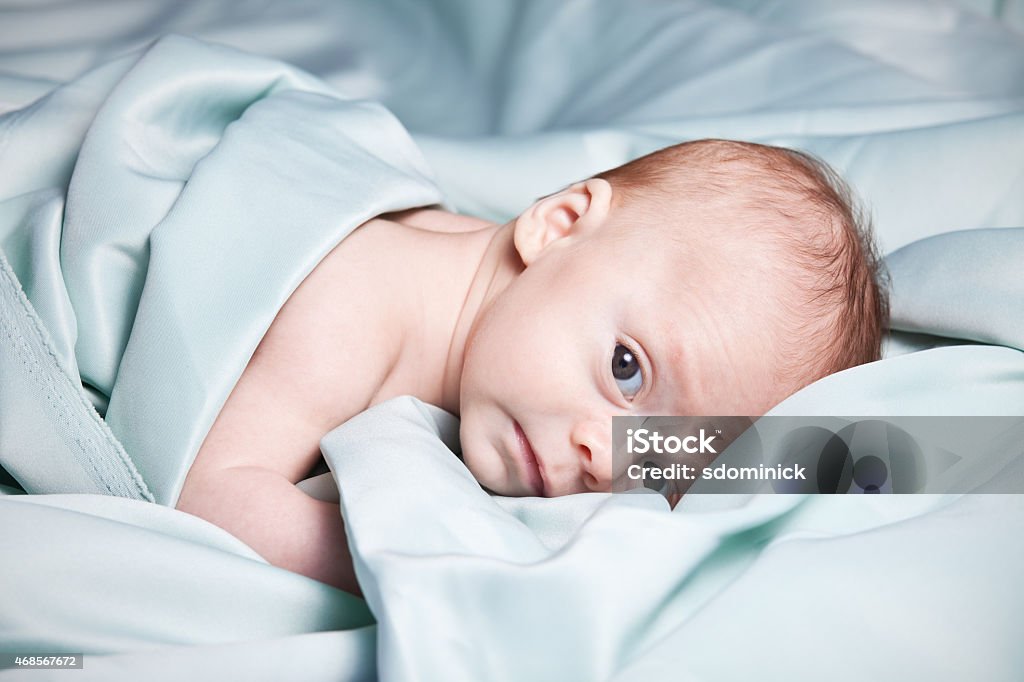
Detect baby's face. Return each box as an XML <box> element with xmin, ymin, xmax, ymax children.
<box><xmin>458</xmin><ymin>210</ymin><xmax>799</xmax><ymax>497</ymax></box>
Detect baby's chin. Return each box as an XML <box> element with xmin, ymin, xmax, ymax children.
<box><xmin>461</xmin><ymin>441</ymin><xmax>534</xmax><ymax>497</ymax></box>
<box><xmin>456</xmin><ymin>391</ymin><xmax>541</xmax><ymax>497</ymax></box>
<box><xmin>458</xmin><ymin>424</ymin><xmax>508</xmax><ymax>494</ymax></box>
<box><xmin>464</xmin><ymin>459</ymin><xmax>517</xmax><ymax>496</ymax></box>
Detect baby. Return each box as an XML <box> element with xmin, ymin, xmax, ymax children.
<box><xmin>175</xmin><ymin>139</ymin><xmax>888</xmax><ymax>594</ymax></box>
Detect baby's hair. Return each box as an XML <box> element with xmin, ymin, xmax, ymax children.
<box><xmin>594</xmin><ymin>138</ymin><xmax>889</xmax><ymax>387</ymax></box>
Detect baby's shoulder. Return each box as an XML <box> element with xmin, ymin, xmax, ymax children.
<box><xmin>242</xmin><ymin>218</ymin><xmax>406</xmax><ymax>425</ymax></box>
<box><xmin>381</xmin><ymin>206</ymin><xmax>484</xmax><ymax>234</ymax></box>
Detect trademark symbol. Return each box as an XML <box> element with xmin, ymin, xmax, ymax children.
<box><xmin>716</xmin><ymin>429</ymin><xmax>722</xmax><ymax>435</ymax></box>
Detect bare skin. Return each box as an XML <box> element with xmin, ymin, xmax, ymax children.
<box><xmin>175</xmin><ymin>180</ymin><xmax>798</xmax><ymax>595</ymax></box>
<box><xmin>175</xmin><ymin>209</ymin><xmax>501</xmax><ymax>594</ymax></box>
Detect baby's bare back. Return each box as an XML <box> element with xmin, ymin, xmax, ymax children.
<box><xmin>185</xmin><ymin>217</ymin><xmax>403</xmax><ymax>484</ymax></box>
<box><xmin>173</xmin><ymin>215</ymin><xmax>413</xmax><ymax>592</ymax></box>
<box><xmin>180</xmin><ymin>207</ymin><xmax>478</xmax><ymax>484</ymax></box>
<box><xmin>173</xmin><ymin>207</ymin><xmax>487</xmax><ymax>593</ymax></box>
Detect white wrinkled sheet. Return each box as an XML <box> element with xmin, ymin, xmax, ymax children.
<box><xmin>2</xmin><ymin>1</ymin><xmax>1024</xmax><ymax>681</ymax></box>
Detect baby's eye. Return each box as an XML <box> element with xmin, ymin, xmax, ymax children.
<box><xmin>612</xmin><ymin>343</ymin><xmax>643</xmax><ymax>399</ymax></box>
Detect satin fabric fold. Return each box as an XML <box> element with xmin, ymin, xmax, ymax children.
<box><xmin>0</xmin><ymin>35</ymin><xmax>443</xmax><ymax>504</ymax></box>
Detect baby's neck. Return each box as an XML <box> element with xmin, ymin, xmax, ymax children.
<box><xmin>366</xmin><ymin>208</ymin><xmax>519</xmax><ymax>416</ymax></box>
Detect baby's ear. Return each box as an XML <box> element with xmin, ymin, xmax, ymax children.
<box><xmin>513</xmin><ymin>178</ymin><xmax>612</xmax><ymax>266</ymax></box>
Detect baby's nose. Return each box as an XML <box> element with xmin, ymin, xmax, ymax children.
<box><xmin>571</xmin><ymin>418</ymin><xmax>612</xmax><ymax>492</ymax></box>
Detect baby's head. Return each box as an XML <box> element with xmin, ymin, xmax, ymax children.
<box><xmin>457</xmin><ymin>139</ymin><xmax>888</xmax><ymax>497</ymax></box>
<box><xmin>593</xmin><ymin>139</ymin><xmax>888</xmax><ymax>382</ymax></box>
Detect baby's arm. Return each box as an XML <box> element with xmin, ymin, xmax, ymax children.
<box><xmin>174</xmin><ymin>346</ymin><xmax>365</xmax><ymax>595</ymax></box>
<box><xmin>177</xmin><ymin>465</ymin><xmax>360</xmax><ymax>594</ymax></box>
<box><xmin>176</xmin><ymin>218</ymin><xmax>403</xmax><ymax>595</ymax></box>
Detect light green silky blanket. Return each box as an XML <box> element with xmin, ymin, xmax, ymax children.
<box><xmin>2</xmin><ymin>2</ymin><xmax>1024</xmax><ymax>681</ymax></box>
<box><xmin>0</xmin><ymin>34</ymin><xmax>443</xmax><ymax>505</ymax></box>
<box><xmin>1</xmin><ymin>34</ymin><xmax>441</xmax><ymax>680</ymax></box>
